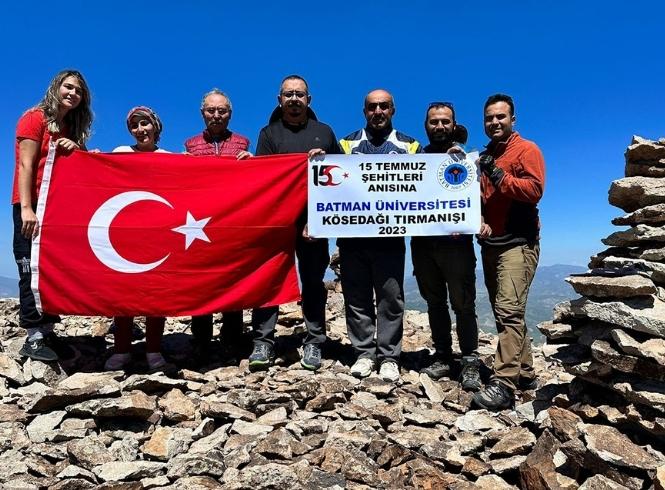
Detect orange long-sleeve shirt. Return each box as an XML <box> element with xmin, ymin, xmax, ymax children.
<box><xmin>480</xmin><ymin>132</ymin><xmax>545</xmax><ymax>246</ymax></box>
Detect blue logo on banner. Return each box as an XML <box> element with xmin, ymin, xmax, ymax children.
<box><xmin>444</xmin><ymin>164</ymin><xmax>468</xmax><ymax>186</ymax></box>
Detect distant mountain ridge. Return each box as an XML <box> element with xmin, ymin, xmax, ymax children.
<box><xmin>0</xmin><ymin>276</ymin><xmax>17</xmax><ymax>298</ymax></box>
<box><xmin>404</xmin><ymin>263</ymin><xmax>587</xmax><ymax>343</ymax></box>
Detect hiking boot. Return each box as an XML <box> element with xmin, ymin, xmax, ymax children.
<box><xmin>472</xmin><ymin>380</ymin><xmax>514</xmax><ymax>411</ymax></box>
<box><xmin>104</xmin><ymin>352</ymin><xmax>131</xmax><ymax>371</ymax></box>
<box><xmin>20</xmin><ymin>337</ymin><xmax>58</xmax><ymax>362</ymax></box>
<box><xmin>379</xmin><ymin>360</ymin><xmax>401</xmax><ymax>383</ymax></box>
<box><xmin>248</xmin><ymin>343</ymin><xmax>275</xmax><ymax>372</ymax></box>
<box><xmin>518</xmin><ymin>375</ymin><xmax>539</xmax><ymax>391</ymax></box>
<box><xmin>421</xmin><ymin>358</ymin><xmax>451</xmax><ymax>380</ymax></box>
<box><xmin>146</xmin><ymin>352</ymin><xmax>168</xmax><ymax>372</ymax></box>
<box><xmin>459</xmin><ymin>355</ymin><xmax>482</xmax><ymax>392</ymax></box>
<box><xmin>301</xmin><ymin>344</ymin><xmax>322</xmax><ymax>371</ymax></box>
<box><xmin>350</xmin><ymin>357</ymin><xmax>374</xmax><ymax>378</ymax></box>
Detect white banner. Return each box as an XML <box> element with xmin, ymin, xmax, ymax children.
<box><xmin>308</xmin><ymin>152</ymin><xmax>481</xmax><ymax>238</ymax></box>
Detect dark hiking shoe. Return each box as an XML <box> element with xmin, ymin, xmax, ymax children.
<box><xmin>20</xmin><ymin>337</ymin><xmax>58</xmax><ymax>362</ymax></box>
<box><xmin>518</xmin><ymin>376</ymin><xmax>539</xmax><ymax>391</ymax></box>
<box><xmin>248</xmin><ymin>343</ymin><xmax>275</xmax><ymax>372</ymax></box>
<box><xmin>472</xmin><ymin>380</ymin><xmax>514</xmax><ymax>411</ymax></box>
<box><xmin>301</xmin><ymin>344</ymin><xmax>322</xmax><ymax>371</ymax></box>
<box><xmin>459</xmin><ymin>355</ymin><xmax>482</xmax><ymax>392</ymax></box>
<box><xmin>421</xmin><ymin>358</ymin><xmax>451</xmax><ymax>380</ymax></box>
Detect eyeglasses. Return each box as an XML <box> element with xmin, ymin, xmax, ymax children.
<box><xmin>203</xmin><ymin>107</ymin><xmax>230</xmax><ymax>116</ymax></box>
<box><xmin>280</xmin><ymin>90</ymin><xmax>308</xmax><ymax>99</ymax></box>
<box><xmin>428</xmin><ymin>101</ymin><xmax>454</xmax><ymax>110</ymax></box>
<box><xmin>366</xmin><ymin>101</ymin><xmax>392</xmax><ymax>111</ymax></box>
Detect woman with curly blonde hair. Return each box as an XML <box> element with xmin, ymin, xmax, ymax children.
<box><xmin>12</xmin><ymin>69</ymin><xmax>93</xmax><ymax>362</ymax></box>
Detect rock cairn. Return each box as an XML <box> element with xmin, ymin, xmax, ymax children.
<box><xmin>539</xmin><ymin>136</ymin><xmax>665</xmax><ymax>489</ymax></box>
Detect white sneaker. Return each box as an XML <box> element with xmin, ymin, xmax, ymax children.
<box><xmin>146</xmin><ymin>352</ymin><xmax>167</xmax><ymax>372</ymax></box>
<box><xmin>350</xmin><ymin>357</ymin><xmax>374</xmax><ymax>378</ymax></box>
<box><xmin>379</xmin><ymin>360</ymin><xmax>400</xmax><ymax>383</ymax></box>
<box><xmin>104</xmin><ymin>353</ymin><xmax>131</xmax><ymax>371</ymax></box>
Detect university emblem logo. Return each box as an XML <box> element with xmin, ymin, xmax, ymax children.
<box><xmin>437</xmin><ymin>156</ymin><xmax>476</xmax><ymax>191</ymax></box>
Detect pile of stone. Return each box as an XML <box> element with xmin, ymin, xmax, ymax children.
<box><xmin>538</xmin><ymin>135</ymin><xmax>665</xmax><ymax>488</ymax></box>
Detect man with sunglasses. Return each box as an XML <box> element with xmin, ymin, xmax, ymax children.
<box><xmin>412</xmin><ymin>102</ymin><xmax>487</xmax><ymax>392</ymax></box>
<box><xmin>472</xmin><ymin>93</ymin><xmax>545</xmax><ymax>411</ymax></box>
<box><xmin>184</xmin><ymin>89</ymin><xmax>251</xmax><ymax>360</ymax></box>
<box><xmin>248</xmin><ymin>75</ymin><xmax>342</xmax><ymax>372</ymax></box>
<box><xmin>338</xmin><ymin>89</ymin><xmax>422</xmax><ymax>383</ymax></box>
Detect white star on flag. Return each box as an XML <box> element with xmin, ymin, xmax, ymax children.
<box><xmin>172</xmin><ymin>212</ymin><xmax>211</xmax><ymax>249</ymax></box>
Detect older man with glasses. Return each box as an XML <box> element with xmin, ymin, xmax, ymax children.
<box><xmin>412</xmin><ymin>102</ymin><xmax>489</xmax><ymax>391</ymax></box>
<box><xmin>338</xmin><ymin>89</ymin><xmax>422</xmax><ymax>383</ymax></box>
<box><xmin>248</xmin><ymin>74</ymin><xmax>342</xmax><ymax>372</ymax></box>
<box><xmin>184</xmin><ymin>88</ymin><xmax>251</xmax><ymax>361</ymax></box>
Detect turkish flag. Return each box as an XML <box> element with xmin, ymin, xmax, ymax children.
<box><xmin>31</xmin><ymin>150</ymin><xmax>308</xmax><ymax>316</ymax></box>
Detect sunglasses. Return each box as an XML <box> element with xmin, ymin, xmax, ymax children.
<box><xmin>281</xmin><ymin>90</ymin><xmax>308</xmax><ymax>99</ymax></box>
<box><xmin>366</xmin><ymin>101</ymin><xmax>393</xmax><ymax>111</ymax></box>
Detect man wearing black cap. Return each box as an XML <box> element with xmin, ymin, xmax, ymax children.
<box><xmin>248</xmin><ymin>75</ymin><xmax>341</xmax><ymax>372</ymax></box>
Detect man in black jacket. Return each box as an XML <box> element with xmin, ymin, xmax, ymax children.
<box><xmin>249</xmin><ymin>75</ymin><xmax>341</xmax><ymax>372</ymax></box>
<box><xmin>412</xmin><ymin>102</ymin><xmax>486</xmax><ymax>391</ymax></box>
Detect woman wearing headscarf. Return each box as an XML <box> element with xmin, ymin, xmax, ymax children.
<box><xmin>13</xmin><ymin>69</ymin><xmax>93</xmax><ymax>362</ymax></box>
<box><xmin>104</xmin><ymin>106</ymin><xmax>169</xmax><ymax>371</ymax></box>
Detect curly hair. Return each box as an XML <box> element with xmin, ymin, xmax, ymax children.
<box><xmin>35</xmin><ymin>69</ymin><xmax>93</xmax><ymax>146</ymax></box>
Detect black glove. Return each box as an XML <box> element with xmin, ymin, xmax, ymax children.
<box><xmin>478</xmin><ymin>154</ymin><xmax>505</xmax><ymax>187</ymax></box>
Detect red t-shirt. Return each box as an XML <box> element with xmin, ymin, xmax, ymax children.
<box><xmin>12</xmin><ymin>109</ymin><xmax>67</xmax><ymax>205</ymax></box>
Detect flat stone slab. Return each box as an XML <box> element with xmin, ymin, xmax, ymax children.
<box><xmin>626</xmin><ymin>162</ymin><xmax>665</xmax><ymax>178</ymax></box>
<box><xmin>592</xmin><ymin>256</ymin><xmax>665</xmax><ymax>285</ymax></box>
<box><xmin>608</xmin><ymin>176</ymin><xmax>665</xmax><ymax>213</ymax></box>
<box><xmin>625</xmin><ymin>135</ymin><xmax>665</xmax><ymax>164</ymax></box>
<box><xmin>583</xmin><ymin>423</ymin><xmax>660</xmax><ymax>471</ymax></box>
<box><xmin>591</xmin><ymin>339</ymin><xmax>665</xmax><ymax>379</ymax></box>
<box><xmin>611</xmin><ymin>329</ymin><xmax>665</xmax><ymax>366</ymax></box>
<box><xmin>566</xmin><ymin>273</ymin><xmax>657</xmax><ymax>298</ymax></box>
<box><xmin>537</xmin><ymin>321</ymin><xmax>576</xmax><ymax>341</ymax></box>
<box><xmin>603</xmin><ymin>225</ymin><xmax>665</xmax><ymax>247</ymax></box>
<box><xmin>613</xmin><ymin>204</ymin><xmax>665</xmax><ymax>226</ymax></box>
<box><xmin>554</xmin><ymin>296</ymin><xmax>665</xmax><ymax>338</ymax></box>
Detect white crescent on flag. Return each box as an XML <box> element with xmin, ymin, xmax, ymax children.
<box><xmin>87</xmin><ymin>191</ymin><xmax>173</xmax><ymax>273</ymax></box>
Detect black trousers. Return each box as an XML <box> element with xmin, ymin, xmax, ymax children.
<box><xmin>12</xmin><ymin>203</ymin><xmax>60</xmax><ymax>329</ymax></box>
<box><xmin>252</xmin><ymin>236</ymin><xmax>330</xmax><ymax>346</ymax></box>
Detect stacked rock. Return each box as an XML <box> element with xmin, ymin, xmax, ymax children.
<box><xmin>538</xmin><ymin>136</ymin><xmax>665</xmax><ymax>469</ymax></box>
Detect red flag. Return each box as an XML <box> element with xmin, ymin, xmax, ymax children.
<box><xmin>31</xmin><ymin>150</ymin><xmax>308</xmax><ymax>316</ymax></box>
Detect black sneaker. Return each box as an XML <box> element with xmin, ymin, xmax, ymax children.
<box><xmin>518</xmin><ymin>376</ymin><xmax>539</xmax><ymax>391</ymax></box>
<box><xmin>472</xmin><ymin>380</ymin><xmax>514</xmax><ymax>411</ymax></box>
<box><xmin>301</xmin><ymin>344</ymin><xmax>322</xmax><ymax>371</ymax></box>
<box><xmin>421</xmin><ymin>358</ymin><xmax>451</xmax><ymax>380</ymax></box>
<box><xmin>20</xmin><ymin>337</ymin><xmax>58</xmax><ymax>362</ymax></box>
<box><xmin>248</xmin><ymin>343</ymin><xmax>275</xmax><ymax>372</ymax></box>
<box><xmin>459</xmin><ymin>355</ymin><xmax>482</xmax><ymax>392</ymax></box>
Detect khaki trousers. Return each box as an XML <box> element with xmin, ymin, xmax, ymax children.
<box><xmin>481</xmin><ymin>241</ymin><xmax>539</xmax><ymax>390</ymax></box>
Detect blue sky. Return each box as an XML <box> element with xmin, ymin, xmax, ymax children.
<box><xmin>1</xmin><ymin>1</ymin><xmax>664</xmax><ymax>278</ymax></box>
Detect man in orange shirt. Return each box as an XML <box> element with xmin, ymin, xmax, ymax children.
<box><xmin>472</xmin><ymin>94</ymin><xmax>545</xmax><ymax>411</ymax></box>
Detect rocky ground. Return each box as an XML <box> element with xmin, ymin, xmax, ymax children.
<box><xmin>1</xmin><ymin>285</ymin><xmax>662</xmax><ymax>490</ymax></box>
